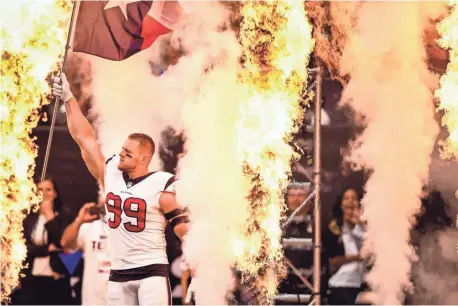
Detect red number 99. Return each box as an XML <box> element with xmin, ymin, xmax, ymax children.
<box><xmin>105</xmin><ymin>192</ymin><xmax>147</xmax><ymax>232</ymax></box>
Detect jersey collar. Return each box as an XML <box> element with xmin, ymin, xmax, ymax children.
<box><xmin>122</xmin><ymin>171</ymin><xmax>156</xmax><ymax>188</ymax></box>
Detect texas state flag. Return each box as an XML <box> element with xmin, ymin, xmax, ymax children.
<box><xmin>72</xmin><ymin>1</ymin><xmax>187</xmax><ymax>61</ymax></box>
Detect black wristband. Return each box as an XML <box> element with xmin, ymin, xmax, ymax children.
<box><xmin>164</xmin><ymin>208</ymin><xmax>188</xmax><ymax>221</ymax></box>
<box><xmin>170</xmin><ymin>215</ymin><xmax>189</xmax><ymax>228</ymax></box>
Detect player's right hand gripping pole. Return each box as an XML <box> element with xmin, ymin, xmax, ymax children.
<box><xmin>52</xmin><ymin>73</ymin><xmax>74</xmax><ymax>103</ymax></box>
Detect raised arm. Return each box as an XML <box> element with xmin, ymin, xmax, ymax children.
<box><xmin>61</xmin><ymin>202</ymin><xmax>98</xmax><ymax>249</ymax></box>
<box><xmin>52</xmin><ymin>73</ymin><xmax>105</xmax><ymax>184</ymax></box>
<box><xmin>328</xmin><ymin>254</ymin><xmax>362</xmax><ymax>274</ymax></box>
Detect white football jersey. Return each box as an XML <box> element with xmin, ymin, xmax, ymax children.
<box><xmin>104</xmin><ymin>155</ymin><xmax>176</xmax><ymax>270</ymax></box>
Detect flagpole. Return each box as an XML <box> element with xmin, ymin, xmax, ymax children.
<box><xmin>40</xmin><ymin>0</ymin><xmax>79</xmax><ymax>181</ymax></box>
<box><xmin>312</xmin><ymin>66</ymin><xmax>322</xmax><ymax>306</ymax></box>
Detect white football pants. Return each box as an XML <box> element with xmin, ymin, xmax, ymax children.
<box><xmin>107</xmin><ymin>276</ymin><xmax>171</xmax><ymax>305</ymax></box>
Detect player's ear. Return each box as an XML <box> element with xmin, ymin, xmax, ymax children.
<box><xmin>141</xmin><ymin>154</ymin><xmax>150</xmax><ymax>164</ymax></box>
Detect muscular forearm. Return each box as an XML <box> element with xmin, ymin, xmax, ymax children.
<box><xmin>174</xmin><ymin>223</ymin><xmax>189</xmax><ymax>241</ymax></box>
<box><xmin>329</xmin><ymin>254</ymin><xmax>361</xmax><ymax>273</ymax></box>
<box><xmin>60</xmin><ymin>218</ymin><xmax>83</xmax><ymax>249</ymax></box>
<box><xmin>65</xmin><ymin>97</ymin><xmax>95</xmax><ymax>145</ymax></box>
<box><xmin>65</xmin><ymin>97</ymin><xmax>104</xmax><ymax>182</ymax></box>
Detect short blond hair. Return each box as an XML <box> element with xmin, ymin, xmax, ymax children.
<box><xmin>128</xmin><ymin>133</ymin><xmax>155</xmax><ymax>155</ymax></box>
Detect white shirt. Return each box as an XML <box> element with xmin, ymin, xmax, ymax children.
<box><xmin>78</xmin><ymin>219</ymin><xmax>111</xmax><ymax>305</ymax></box>
<box><xmin>308</xmin><ymin>109</ymin><xmax>331</xmax><ymax>128</ymax></box>
<box><xmin>104</xmin><ymin>155</ymin><xmax>176</xmax><ymax>270</ymax></box>
<box><xmin>329</xmin><ymin>224</ymin><xmax>365</xmax><ymax>288</ymax></box>
<box><xmin>31</xmin><ymin>214</ymin><xmax>54</xmax><ymax>277</ymax></box>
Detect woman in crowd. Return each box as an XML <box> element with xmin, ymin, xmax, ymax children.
<box><xmin>323</xmin><ymin>187</ymin><xmax>366</xmax><ymax>305</ymax></box>
<box><xmin>12</xmin><ymin>177</ymin><xmax>73</xmax><ymax>305</ymax></box>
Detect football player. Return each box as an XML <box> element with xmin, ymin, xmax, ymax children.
<box><xmin>53</xmin><ymin>73</ymin><xmax>189</xmax><ymax>305</ymax></box>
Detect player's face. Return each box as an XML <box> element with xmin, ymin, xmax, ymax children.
<box><xmin>118</xmin><ymin>139</ymin><xmax>142</xmax><ymax>172</ymax></box>
<box><xmin>38</xmin><ymin>180</ymin><xmax>57</xmax><ymax>202</ymax></box>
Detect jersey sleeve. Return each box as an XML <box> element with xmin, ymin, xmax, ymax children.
<box><xmin>164</xmin><ymin>175</ymin><xmax>177</xmax><ymax>193</ymax></box>
<box><xmin>150</xmin><ymin>172</ymin><xmax>176</xmax><ymax>207</ymax></box>
<box><xmin>105</xmin><ymin>154</ymin><xmax>118</xmax><ymax>167</ymax></box>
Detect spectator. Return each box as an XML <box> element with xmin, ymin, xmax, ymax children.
<box><xmin>285</xmin><ymin>182</ymin><xmax>313</xmax><ymax>236</ymax></box>
<box><xmin>12</xmin><ymin>177</ymin><xmax>73</xmax><ymax>305</ymax></box>
<box><xmin>323</xmin><ymin>187</ymin><xmax>366</xmax><ymax>305</ymax></box>
<box><xmin>60</xmin><ymin>201</ymin><xmax>110</xmax><ymax>305</ymax></box>
<box><xmin>304</xmin><ymin>97</ymin><xmax>331</xmax><ymax>131</ymax></box>
<box><xmin>278</xmin><ymin>182</ymin><xmax>314</xmax><ymax>299</ymax></box>
<box><xmin>286</xmin><ymin>182</ymin><xmax>312</xmax><ymax>215</ymax></box>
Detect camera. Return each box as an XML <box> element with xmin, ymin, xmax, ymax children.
<box><xmin>89</xmin><ymin>205</ymin><xmax>103</xmax><ymax>216</ymax></box>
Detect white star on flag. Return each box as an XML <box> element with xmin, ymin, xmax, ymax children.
<box><xmin>104</xmin><ymin>0</ymin><xmax>144</xmax><ymax>20</ymax></box>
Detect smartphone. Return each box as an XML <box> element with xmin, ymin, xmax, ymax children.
<box><xmin>89</xmin><ymin>205</ymin><xmax>102</xmax><ymax>216</ymax></box>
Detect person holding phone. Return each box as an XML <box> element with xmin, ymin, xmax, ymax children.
<box><xmin>324</xmin><ymin>187</ymin><xmax>366</xmax><ymax>305</ymax></box>
<box><xmin>61</xmin><ymin>201</ymin><xmax>111</xmax><ymax>305</ymax></box>
<box><xmin>12</xmin><ymin>177</ymin><xmax>74</xmax><ymax>305</ymax></box>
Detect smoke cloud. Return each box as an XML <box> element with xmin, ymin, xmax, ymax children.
<box><xmin>412</xmin><ymin>148</ymin><xmax>458</xmax><ymax>304</ymax></box>
<box><xmin>412</xmin><ymin>228</ymin><xmax>458</xmax><ymax>304</ymax></box>
<box><xmin>171</xmin><ymin>4</ymin><xmax>251</xmax><ymax>304</ymax></box>
<box><xmin>338</xmin><ymin>2</ymin><xmax>444</xmax><ymax>304</ymax></box>
<box><xmin>89</xmin><ymin>45</ymin><xmax>175</xmax><ymax>169</ymax></box>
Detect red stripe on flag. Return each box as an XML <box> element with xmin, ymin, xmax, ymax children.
<box><xmin>140</xmin><ymin>15</ymin><xmax>172</xmax><ymax>50</ymax></box>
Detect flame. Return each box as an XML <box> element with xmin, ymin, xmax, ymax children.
<box><xmin>435</xmin><ymin>0</ymin><xmax>458</xmax><ymax>158</ymax></box>
<box><xmin>236</xmin><ymin>1</ymin><xmax>315</xmax><ymax>303</ymax></box>
<box><xmin>0</xmin><ymin>0</ymin><xmax>72</xmax><ymax>302</ymax></box>
<box><xmin>305</xmin><ymin>1</ymin><xmax>359</xmax><ymax>85</ymax></box>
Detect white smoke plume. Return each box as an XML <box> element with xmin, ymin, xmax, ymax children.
<box><xmin>338</xmin><ymin>2</ymin><xmax>445</xmax><ymax>304</ymax></box>
<box><xmin>411</xmin><ymin>151</ymin><xmax>458</xmax><ymax>304</ymax></box>
<box><xmin>170</xmin><ymin>4</ymin><xmax>251</xmax><ymax>304</ymax></box>
<box><xmin>412</xmin><ymin>228</ymin><xmax>458</xmax><ymax>304</ymax></box>
<box><xmin>89</xmin><ymin>46</ymin><xmax>174</xmax><ymax>169</ymax></box>
<box><xmin>65</xmin><ymin>51</ymin><xmax>93</xmax><ymax>114</ymax></box>
<box><xmin>88</xmin><ymin>2</ymin><xmax>249</xmax><ymax>304</ymax></box>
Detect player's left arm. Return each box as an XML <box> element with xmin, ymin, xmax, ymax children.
<box><xmin>158</xmin><ymin>192</ymin><xmax>189</xmax><ymax>241</ymax></box>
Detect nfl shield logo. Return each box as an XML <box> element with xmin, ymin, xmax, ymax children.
<box><xmin>127</xmin><ymin>182</ymin><xmax>133</xmax><ymax>188</ymax></box>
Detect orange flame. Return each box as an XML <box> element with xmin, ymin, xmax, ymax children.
<box><xmin>435</xmin><ymin>0</ymin><xmax>458</xmax><ymax>158</ymax></box>
<box><xmin>0</xmin><ymin>0</ymin><xmax>71</xmax><ymax>302</ymax></box>
<box><xmin>235</xmin><ymin>1</ymin><xmax>315</xmax><ymax>303</ymax></box>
